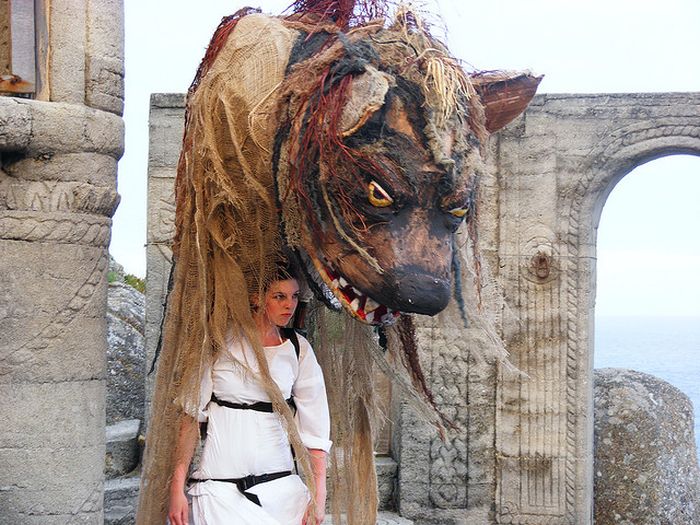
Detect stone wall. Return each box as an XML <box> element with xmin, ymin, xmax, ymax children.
<box><xmin>146</xmin><ymin>92</ymin><xmax>700</xmax><ymax>524</ymax></box>
<box><xmin>0</xmin><ymin>1</ymin><xmax>124</xmax><ymax>523</ymax></box>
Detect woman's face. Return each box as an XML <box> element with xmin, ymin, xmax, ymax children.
<box><xmin>263</xmin><ymin>279</ymin><xmax>300</xmax><ymax>327</ymax></box>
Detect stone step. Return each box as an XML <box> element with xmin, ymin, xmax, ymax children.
<box><xmin>105</xmin><ymin>476</ymin><xmax>140</xmax><ymax>525</ymax></box>
<box><xmin>375</xmin><ymin>455</ymin><xmax>397</xmax><ymax>510</ymax></box>
<box><xmin>105</xmin><ymin>418</ymin><xmax>141</xmax><ymax>479</ymax></box>
<box><xmin>321</xmin><ymin>512</ymin><xmax>413</xmax><ymax>524</ymax></box>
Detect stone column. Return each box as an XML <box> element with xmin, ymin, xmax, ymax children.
<box><xmin>144</xmin><ymin>93</ymin><xmax>185</xmax><ymax>424</ymax></box>
<box><xmin>0</xmin><ymin>1</ymin><xmax>123</xmax><ymax>523</ymax></box>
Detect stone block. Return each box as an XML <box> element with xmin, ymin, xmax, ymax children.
<box><xmin>376</xmin><ymin>456</ymin><xmax>398</xmax><ymax>510</ymax></box>
<box><xmin>0</xmin><ymin>242</ymin><xmax>108</xmax><ymax>382</ymax></box>
<box><xmin>105</xmin><ymin>476</ymin><xmax>140</xmax><ymax>525</ymax></box>
<box><xmin>48</xmin><ymin>0</ymin><xmax>87</xmax><ymax>103</ymax></box>
<box><xmin>0</xmin><ymin>98</ymin><xmax>32</xmax><ymax>151</ymax></box>
<box><xmin>86</xmin><ymin>55</ymin><xmax>124</xmax><ymax>115</ymax></box>
<box><xmin>0</xmin><ymin>99</ymin><xmax>124</xmax><ymax>157</ymax></box>
<box><xmin>4</xmin><ymin>152</ymin><xmax>118</xmax><ymax>186</ymax></box>
<box><xmin>148</xmin><ymin>99</ymin><xmax>185</xmax><ymax>168</ymax></box>
<box><xmin>0</xmin><ymin>174</ymin><xmax>118</xmax><ymax>221</ymax></box>
<box><xmin>0</xmin><ymin>314</ymin><xmax>107</xmax><ymax>384</ymax></box>
<box><xmin>85</xmin><ymin>0</ymin><xmax>124</xmax><ymax>115</ymax></box>
<box><xmin>594</xmin><ymin>368</ymin><xmax>700</xmax><ymax>525</ymax></box>
<box><xmin>146</xmin><ymin>174</ymin><xmax>175</xmax><ymax>244</ymax></box>
<box><xmin>0</xmin><ymin>242</ymin><xmax>107</xmax><ymax>316</ymax></box>
<box><xmin>105</xmin><ymin>419</ymin><xmax>141</xmax><ymax>478</ymax></box>
<box><xmin>0</xmin><ymin>380</ymin><xmax>105</xmax><ymax>448</ymax></box>
<box><xmin>0</xmin><ymin>446</ymin><xmax>104</xmax><ymax>522</ymax></box>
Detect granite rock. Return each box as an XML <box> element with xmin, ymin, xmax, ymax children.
<box><xmin>107</xmin><ymin>280</ymin><xmax>145</xmax><ymax>424</ymax></box>
<box><xmin>594</xmin><ymin>368</ymin><xmax>700</xmax><ymax>525</ymax></box>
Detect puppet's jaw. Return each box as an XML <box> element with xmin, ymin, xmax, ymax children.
<box><xmin>299</xmin><ymin>250</ymin><xmax>400</xmax><ymax>326</ymax></box>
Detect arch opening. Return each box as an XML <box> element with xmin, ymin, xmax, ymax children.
<box><xmin>593</xmin><ymin>153</ymin><xmax>700</xmax><ymax>451</ymax></box>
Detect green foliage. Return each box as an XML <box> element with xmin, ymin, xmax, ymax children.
<box><xmin>124</xmin><ymin>274</ymin><xmax>146</xmax><ymax>293</ymax></box>
<box><xmin>107</xmin><ymin>270</ymin><xmax>119</xmax><ymax>283</ymax></box>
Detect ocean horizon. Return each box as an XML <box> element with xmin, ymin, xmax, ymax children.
<box><xmin>594</xmin><ymin>315</ymin><xmax>700</xmax><ymax>454</ymax></box>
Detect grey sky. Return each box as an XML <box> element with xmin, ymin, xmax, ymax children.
<box><xmin>113</xmin><ymin>0</ymin><xmax>700</xmax><ymax>315</ymax></box>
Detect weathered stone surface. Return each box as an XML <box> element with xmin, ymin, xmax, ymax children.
<box><xmin>148</xmin><ymin>94</ymin><xmax>185</xmax><ymax>168</ymax></box>
<box><xmin>319</xmin><ymin>511</ymin><xmax>414</xmax><ymax>524</ymax></box>
<box><xmin>0</xmin><ymin>445</ymin><xmax>104</xmax><ymax>524</ymax></box>
<box><xmin>376</xmin><ymin>456</ymin><xmax>398</xmax><ymax>510</ymax></box>
<box><xmin>594</xmin><ymin>368</ymin><xmax>700</xmax><ymax>525</ymax></box>
<box><xmin>3</xmin><ymin>152</ymin><xmax>118</xmax><ymax>186</ymax></box>
<box><xmin>105</xmin><ymin>476</ymin><xmax>140</xmax><ymax>525</ymax></box>
<box><xmin>105</xmin><ymin>419</ymin><xmax>141</xmax><ymax>478</ymax></box>
<box><xmin>107</xmin><ymin>280</ymin><xmax>145</xmax><ymax>423</ymax></box>
<box><xmin>86</xmin><ymin>0</ymin><xmax>125</xmax><ymax>115</ymax></box>
<box><xmin>48</xmin><ymin>0</ymin><xmax>87</xmax><ymax>103</ymax></box>
<box><xmin>0</xmin><ymin>242</ymin><xmax>109</xmax><ymax>383</ymax></box>
<box><xmin>143</xmin><ymin>244</ymin><xmax>172</xmax><ymax>424</ymax></box>
<box><xmin>0</xmin><ymin>98</ymin><xmax>124</xmax><ymax>157</ymax></box>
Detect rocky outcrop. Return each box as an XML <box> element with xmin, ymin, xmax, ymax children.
<box><xmin>107</xmin><ymin>278</ymin><xmax>145</xmax><ymax>424</ymax></box>
<box><xmin>104</xmin><ymin>262</ymin><xmax>145</xmax><ymax>524</ymax></box>
<box><xmin>594</xmin><ymin>368</ymin><xmax>700</xmax><ymax>525</ymax></box>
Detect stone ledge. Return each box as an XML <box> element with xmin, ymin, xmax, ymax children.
<box><xmin>107</xmin><ymin>419</ymin><xmax>140</xmax><ymax>442</ymax></box>
<box><xmin>105</xmin><ymin>476</ymin><xmax>140</xmax><ymax>525</ymax></box>
<box><xmin>0</xmin><ymin>97</ymin><xmax>124</xmax><ymax>157</ymax></box>
<box><xmin>321</xmin><ymin>511</ymin><xmax>413</xmax><ymax>525</ymax></box>
<box><xmin>150</xmin><ymin>93</ymin><xmax>186</xmax><ymax>109</ymax></box>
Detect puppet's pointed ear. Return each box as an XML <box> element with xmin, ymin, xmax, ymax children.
<box><xmin>471</xmin><ymin>71</ymin><xmax>543</xmax><ymax>133</ymax></box>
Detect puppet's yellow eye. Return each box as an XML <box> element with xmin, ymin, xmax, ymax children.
<box><xmin>448</xmin><ymin>206</ymin><xmax>469</xmax><ymax>219</ymax></box>
<box><xmin>368</xmin><ymin>181</ymin><xmax>393</xmax><ymax>207</ymax></box>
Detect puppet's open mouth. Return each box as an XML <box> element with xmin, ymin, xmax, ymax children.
<box><xmin>300</xmin><ymin>251</ymin><xmax>400</xmax><ymax>325</ymax></box>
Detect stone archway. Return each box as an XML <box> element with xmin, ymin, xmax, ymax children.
<box><xmin>492</xmin><ymin>93</ymin><xmax>700</xmax><ymax>524</ymax></box>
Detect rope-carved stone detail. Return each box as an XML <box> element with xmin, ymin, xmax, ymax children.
<box><xmin>561</xmin><ymin>117</ymin><xmax>700</xmax><ymax>524</ymax></box>
<box><xmin>0</xmin><ymin>213</ymin><xmax>111</xmax><ymax>246</ymax></box>
<box><xmin>0</xmin><ymin>250</ymin><xmax>108</xmax><ymax>375</ymax></box>
<box><xmin>0</xmin><ymin>178</ymin><xmax>119</xmax><ymax>217</ymax></box>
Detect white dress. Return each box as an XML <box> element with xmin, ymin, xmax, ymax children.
<box><xmin>187</xmin><ymin>334</ymin><xmax>332</xmax><ymax>525</ymax></box>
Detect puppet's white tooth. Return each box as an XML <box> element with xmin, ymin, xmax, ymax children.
<box><xmin>352</xmin><ymin>287</ymin><xmax>362</xmax><ymax>297</ymax></box>
<box><xmin>381</xmin><ymin>311</ymin><xmax>397</xmax><ymax>324</ymax></box>
<box><xmin>365</xmin><ymin>297</ymin><xmax>380</xmax><ymax>313</ymax></box>
<box><xmin>365</xmin><ymin>311</ymin><xmax>375</xmax><ymax>323</ymax></box>
<box><xmin>338</xmin><ymin>276</ymin><xmax>348</xmax><ymax>288</ymax></box>
<box><xmin>350</xmin><ymin>298</ymin><xmax>360</xmax><ymax>311</ymax></box>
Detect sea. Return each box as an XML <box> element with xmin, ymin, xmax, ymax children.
<box><xmin>594</xmin><ymin>315</ymin><xmax>700</xmax><ymax>453</ymax></box>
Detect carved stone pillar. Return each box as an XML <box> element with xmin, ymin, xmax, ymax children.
<box><xmin>0</xmin><ymin>1</ymin><xmax>123</xmax><ymax>522</ymax></box>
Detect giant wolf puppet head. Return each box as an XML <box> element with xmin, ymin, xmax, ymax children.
<box><xmin>176</xmin><ymin>4</ymin><xmax>540</xmax><ymax>327</ymax></box>
<box><xmin>139</xmin><ymin>4</ymin><xmax>539</xmax><ymax>524</ymax></box>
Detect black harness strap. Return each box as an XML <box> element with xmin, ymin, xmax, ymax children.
<box><xmin>188</xmin><ymin>470</ymin><xmax>292</xmax><ymax>506</ymax></box>
<box><xmin>281</xmin><ymin>327</ymin><xmax>301</xmax><ymax>359</ymax></box>
<box><xmin>210</xmin><ymin>393</ymin><xmax>297</xmax><ymax>414</ymax></box>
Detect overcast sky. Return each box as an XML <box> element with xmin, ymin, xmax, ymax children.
<box><xmin>112</xmin><ymin>0</ymin><xmax>700</xmax><ymax>316</ymax></box>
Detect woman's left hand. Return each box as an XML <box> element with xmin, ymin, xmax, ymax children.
<box><xmin>302</xmin><ymin>492</ymin><xmax>326</xmax><ymax>525</ymax></box>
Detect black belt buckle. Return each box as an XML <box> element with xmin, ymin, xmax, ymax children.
<box><xmin>236</xmin><ymin>474</ymin><xmax>257</xmax><ymax>492</ymax></box>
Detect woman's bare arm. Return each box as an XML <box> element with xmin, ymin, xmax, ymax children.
<box><xmin>168</xmin><ymin>414</ymin><xmax>200</xmax><ymax>525</ymax></box>
<box><xmin>304</xmin><ymin>448</ymin><xmax>327</xmax><ymax>525</ymax></box>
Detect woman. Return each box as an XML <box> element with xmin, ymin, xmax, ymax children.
<box><xmin>167</xmin><ymin>268</ymin><xmax>330</xmax><ymax>525</ymax></box>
